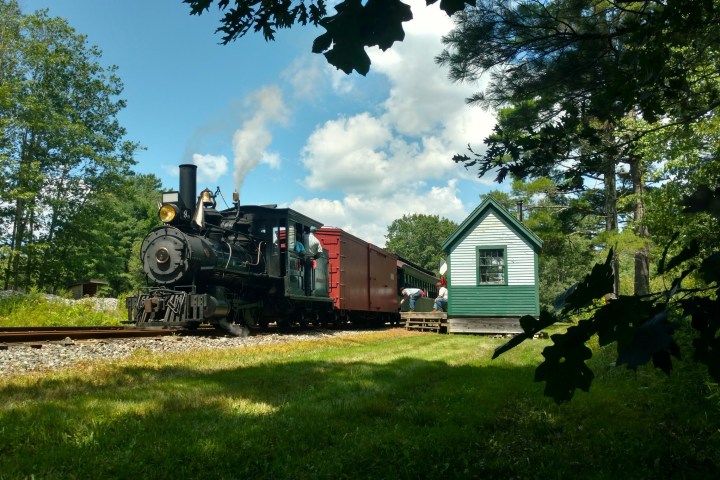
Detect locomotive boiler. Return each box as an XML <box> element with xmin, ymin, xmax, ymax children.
<box><xmin>126</xmin><ymin>164</ymin><xmax>334</xmax><ymax>336</ymax></box>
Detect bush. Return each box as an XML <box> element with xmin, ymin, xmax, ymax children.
<box><xmin>0</xmin><ymin>289</ymin><xmax>125</xmax><ymax>327</ymax></box>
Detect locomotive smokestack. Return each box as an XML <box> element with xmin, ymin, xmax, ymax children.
<box><xmin>179</xmin><ymin>164</ymin><xmax>197</xmax><ymax>212</ymax></box>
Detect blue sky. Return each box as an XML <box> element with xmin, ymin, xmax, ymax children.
<box><xmin>20</xmin><ymin>0</ymin><xmax>501</xmax><ymax>246</ymax></box>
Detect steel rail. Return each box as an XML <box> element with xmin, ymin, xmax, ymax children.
<box><xmin>0</xmin><ymin>327</ymin><xmax>179</xmax><ymax>344</ymax></box>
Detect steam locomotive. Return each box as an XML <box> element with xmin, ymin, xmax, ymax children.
<box><xmin>126</xmin><ymin>164</ymin><xmax>438</xmax><ymax>336</ymax></box>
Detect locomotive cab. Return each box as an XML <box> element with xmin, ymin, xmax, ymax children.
<box><xmin>249</xmin><ymin>209</ymin><xmax>330</xmax><ymax>300</ymax></box>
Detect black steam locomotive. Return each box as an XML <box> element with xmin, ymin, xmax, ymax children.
<box><xmin>125</xmin><ymin>164</ymin><xmax>335</xmax><ymax>336</ymax></box>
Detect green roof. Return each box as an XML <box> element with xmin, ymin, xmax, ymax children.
<box><xmin>441</xmin><ymin>196</ymin><xmax>543</xmax><ymax>252</ymax></box>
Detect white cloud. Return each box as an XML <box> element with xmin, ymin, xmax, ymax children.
<box><xmin>290</xmin><ymin>179</ymin><xmax>468</xmax><ymax>247</ymax></box>
<box><xmin>370</xmin><ymin>1</ymin><xmax>484</xmax><ymax>137</ymax></box>
<box><xmin>299</xmin><ymin>0</ymin><xmax>496</xmax><ymax>203</ymax></box>
<box><xmin>192</xmin><ymin>153</ymin><xmax>229</xmax><ymax>183</ymax></box>
<box><xmin>283</xmin><ymin>56</ymin><xmax>326</xmax><ymax>100</ymax></box>
<box><xmin>258</xmin><ymin>0</ymin><xmax>498</xmax><ymax>246</ymax></box>
<box><xmin>282</xmin><ymin>53</ymin><xmax>357</xmax><ymax>100</ymax></box>
<box><xmin>301</xmin><ymin>113</ymin><xmax>398</xmax><ymax>193</ymax></box>
<box><xmin>328</xmin><ymin>64</ymin><xmax>355</xmax><ymax>95</ymax></box>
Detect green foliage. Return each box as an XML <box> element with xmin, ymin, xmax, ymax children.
<box><xmin>495</xmin><ymin>183</ymin><xmax>720</xmax><ymax>403</ymax></box>
<box><xmin>184</xmin><ymin>0</ymin><xmax>473</xmax><ymax>74</ymax></box>
<box><xmin>642</xmin><ymin>113</ymin><xmax>720</xmax><ymax>258</ymax></box>
<box><xmin>47</xmin><ymin>173</ymin><xmax>163</xmax><ymax>294</ymax></box>
<box><xmin>483</xmin><ymin>182</ymin><xmax>596</xmax><ymax>309</ymax></box>
<box><xmin>384</xmin><ymin>213</ymin><xmax>457</xmax><ymax>272</ymax></box>
<box><xmin>0</xmin><ymin>289</ymin><xmax>125</xmax><ymax>326</ymax></box>
<box><xmin>440</xmin><ymin>1</ymin><xmax>720</xmax><ymax>124</ymax></box>
<box><xmin>313</xmin><ymin>0</ymin><xmax>414</xmax><ymax>74</ymax></box>
<box><xmin>442</xmin><ymin>0</ymin><xmax>718</xmax><ymax>305</ymax></box>
<box><xmin>0</xmin><ymin>1</ymin><xmax>148</xmax><ymax>295</ymax></box>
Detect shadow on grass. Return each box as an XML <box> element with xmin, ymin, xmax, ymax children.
<box><xmin>1</xmin><ymin>351</ymin><xmax>719</xmax><ymax>479</ymax></box>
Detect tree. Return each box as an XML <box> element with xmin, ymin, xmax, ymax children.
<box><xmin>493</xmin><ymin>179</ymin><xmax>598</xmax><ymax>309</ymax></box>
<box><xmin>385</xmin><ymin>214</ymin><xmax>457</xmax><ymax>273</ymax></box>
<box><xmin>436</xmin><ymin>0</ymin><xmax>720</xmax><ymax>400</ymax></box>
<box><xmin>439</xmin><ymin>1</ymin><xmax>720</xmax><ymax>125</ymax></box>
<box><xmin>493</xmin><ymin>180</ymin><xmax>720</xmax><ymax>403</ymax></box>
<box><xmin>439</xmin><ymin>3</ymin><xmax>675</xmax><ymax>296</ymax></box>
<box><xmin>0</xmin><ymin>1</ymin><xmax>140</xmax><ymax>291</ymax></box>
<box><xmin>640</xmin><ymin>113</ymin><xmax>720</xmax><ymax>258</ymax></box>
<box><xmin>46</xmin><ymin>173</ymin><xmax>162</xmax><ymax>295</ymax></box>
<box><xmin>183</xmin><ymin>0</ymin><xmax>472</xmax><ymax>74</ymax></box>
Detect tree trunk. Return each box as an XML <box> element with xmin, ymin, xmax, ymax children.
<box><xmin>26</xmin><ymin>206</ymin><xmax>36</xmax><ymax>288</ymax></box>
<box><xmin>9</xmin><ymin>131</ymin><xmax>34</xmax><ymax>290</ymax></box>
<box><xmin>38</xmin><ymin>164</ymin><xmax>70</xmax><ymax>289</ymax></box>
<box><xmin>11</xmin><ymin>197</ymin><xmax>25</xmax><ymax>290</ymax></box>
<box><xmin>604</xmin><ymin>156</ymin><xmax>620</xmax><ymax>296</ymax></box>
<box><xmin>4</xmin><ymin>199</ymin><xmax>19</xmax><ymax>290</ymax></box>
<box><xmin>630</xmin><ymin>157</ymin><xmax>650</xmax><ymax>295</ymax></box>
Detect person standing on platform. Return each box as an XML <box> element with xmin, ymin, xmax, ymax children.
<box><xmin>433</xmin><ymin>281</ymin><xmax>448</xmax><ymax>312</ymax></box>
<box><xmin>400</xmin><ymin>287</ymin><xmax>424</xmax><ymax>312</ymax></box>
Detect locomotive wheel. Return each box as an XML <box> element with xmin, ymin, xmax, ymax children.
<box><xmin>320</xmin><ymin>311</ymin><xmax>337</xmax><ymax>329</ymax></box>
<box><xmin>276</xmin><ymin>317</ymin><xmax>292</xmax><ymax>331</ymax></box>
<box><xmin>298</xmin><ymin>311</ymin><xmax>316</xmax><ymax>329</ymax></box>
<box><xmin>242</xmin><ymin>308</ymin><xmax>263</xmax><ymax>329</ymax></box>
<box><xmin>217</xmin><ymin>318</ymin><xmax>250</xmax><ymax>337</ymax></box>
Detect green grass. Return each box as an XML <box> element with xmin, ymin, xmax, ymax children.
<box><xmin>1</xmin><ymin>329</ymin><xmax>718</xmax><ymax>479</ymax></box>
<box><xmin>0</xmin><ymin>291</ymin><xmax>125</xmax><ymax>327</ymax></box>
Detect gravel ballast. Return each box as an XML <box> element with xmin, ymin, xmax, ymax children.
<box><xmin>0</xmin><ymin>329</ymin><xmax>376</xmax><ymax>377</ymax></box>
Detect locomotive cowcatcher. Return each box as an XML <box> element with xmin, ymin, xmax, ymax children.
<box><xmin>126</xmin><ymin>164</ymin><xmax>336</xmax><ymax>336</ymax></box>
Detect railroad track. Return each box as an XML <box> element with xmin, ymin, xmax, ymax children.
<box><xmin>0</xmin><ymin>322</ymin><xmax>392</xmax><ymax>346</ymax></box>
<box><xmin>0</xmin><ymin>326</ymin><xmax>183</xmax><ymax>344</ymax></box>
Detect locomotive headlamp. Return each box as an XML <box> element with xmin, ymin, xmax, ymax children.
<box><xmin>155</xmin><ymin>247</ymin><xmax>170</xmax><ymax>264</ymax></box>
<box><xmin>159</xmin><ymin>204</ymin><xmax>178</xmax><ymax>223</ymax></box>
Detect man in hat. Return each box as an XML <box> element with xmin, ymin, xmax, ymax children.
<box><xmin>304</xmin><ymin>226</ymin><xmax>323</xmax><ymax>258</ymax></box>
<box><xmin>303</xmin><ymin>226</ymin><xmax>323</xmax><ymax>295</ymax></box>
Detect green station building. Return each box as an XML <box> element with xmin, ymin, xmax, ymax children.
<box><xmin>441</xmin><ymin>197</ymin><xmax>543</xmax><ymax>334</ymax></box>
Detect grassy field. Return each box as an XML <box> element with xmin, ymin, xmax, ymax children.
<box><xmin>0</xmin><ymin>291</ymin><xmax>125</xmax><ymax>327</ymax></box>
<box><xmin>1</xmin><ymin>328</ymin><xmax>718</xmax><ymax>479</ymax></box>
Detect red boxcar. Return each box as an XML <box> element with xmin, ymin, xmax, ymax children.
<box><xmin>314</xmin><ymin>228</ymin><xmax>398</xmax><ymax>316</ymax></box>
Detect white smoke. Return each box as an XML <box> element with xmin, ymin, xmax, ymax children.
<box><xmin>232</xmin><ymin>86</ymin><xmax>289</xmax><ymax>200</ymax></box>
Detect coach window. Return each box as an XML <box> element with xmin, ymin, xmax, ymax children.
<box><xmin>272</xmin><ymin>225</ymin><xmax>286</xmax><ymax>251</ymax></box>
<box><xmin>477</xmin><ymin>246</ymin><xmax>507</xmax><ymax>285</ymax></box>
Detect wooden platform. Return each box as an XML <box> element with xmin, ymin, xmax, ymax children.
<box><xmin>447</xmin><ymin>317</ymin><xmax>523</xmax><ymax>335</ymax></box>
<box><xmin>401</xmin><ymin>311</ymin><xmax>448</xmax><ymax>333</ymax></box>
<box><xmin>401</xmin><ymin>314</ymin><xmax>526</xmax><ymax>335</ymax></box>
